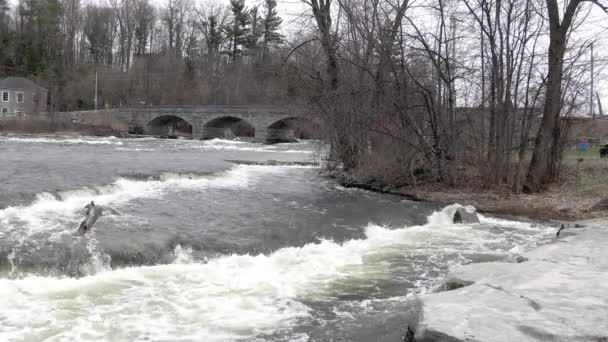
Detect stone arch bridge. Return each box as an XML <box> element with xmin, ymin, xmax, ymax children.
<box><xmin>56</xmin><ymin>106</ymin><xmax>315</xmax><ymax>142</ymax></box>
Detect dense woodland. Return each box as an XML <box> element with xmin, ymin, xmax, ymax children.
<box><xmin>0</xmin><ymin>0</ymin><xmax>606</xmax><ymax>192</ymax></box>
<box><xmin>0</xmin><ymin>0</ymin><xmax>291</xmax><ymax>108</ymax></box>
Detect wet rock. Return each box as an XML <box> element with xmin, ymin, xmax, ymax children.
<box><xmin>403</xmin><ymin>326</ymin><xmax>416</xmax><ymax>342</ymax></box>
<box><xmin>416</xmin><ymin>220</ymin><xmax>608</xmax><ymax>342</ymax></box>
<box><xmin>515</xmin><ymin>255</ymin><xmax>528</xmax><ymax>263</ymax></box>
<box><xmin>438</xmin><ymin>279</ymin><xmax>474</xmax><ymax>292</ymax></box>
<box><xmin>305</xmin><ymin>298</ymin><xmax>424</xmax><ymax>342</ymax></box>
<box><xmin>415</xmin><ymin>330</ymin><xmax>466</xmax><ymax>342</ymax></box>
<box><xmin>77</xmin><ymin>201</ymin><xmax>103</xmax><ymax>234</ymax></box>
<box><xmin>453</xmin><ymin>207</ymin><xmax>479</xmax><ymax>224</ymax></box>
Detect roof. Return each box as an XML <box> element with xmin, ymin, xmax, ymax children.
<box><xmin>0</xmin><ymin>77</ymin><xmax>47</xmax><ymax>92</ymax></box>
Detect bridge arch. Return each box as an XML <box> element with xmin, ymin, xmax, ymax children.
<box><xmin>203</xmin><ymin>116</ymin><xmax>255</xmax><ymax>140</ymax></box>
<box><xmin>266</xmin><ymin>116</ymin><xmax>321</xmax><ymax>143</ymax></box>
<box><xmin>145</xmin><ymin>115</ymin><xmax>194</xmax><ymax>138</ymax></box>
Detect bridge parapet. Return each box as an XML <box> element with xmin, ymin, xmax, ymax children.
<box><xmin>54</xmin><ymin>105</ymin><xmax>313</xmax><ymax>142</ymax></box>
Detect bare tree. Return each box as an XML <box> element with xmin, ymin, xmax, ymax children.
<box><xmin>302</xmin><ymin>0</ymin><xmax>338</xmax><ymax>90</ymax></box>
<box><xmin>526</xmin><ymin>0</ymin><xmax>607</xmax><ymax>190</ymax></box>
<box><xmin>133</xmin><ymin>0</ymin><xmax>155</xmax><ymax>55</ymax></box>
<box><xmin>61</xmin><ymin>0</ymin><xmax>81</xmax><ymax>66</ymax></box>
<box><xmin>110</xmin><ymin>0</ymin><xmax>136</xmax><ymax>69</ymax></box>
<box><xmin>161</xmin><ymin>0</ymin><xmax>191</xmax><ymax>57</ymax></box>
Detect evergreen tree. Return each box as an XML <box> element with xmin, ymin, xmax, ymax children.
<box><xmin>261</xmin><ymin>0</ymin><xmax>282</xmax><ymax>63</ymax></box>
<box><xmin>17</xmin><ymin>0</ymin><xmax>63</xmax><ymax>75</ymax></box>
<box><xmin>226</xmin><ymin>0</ymin><xmax>249</xmax><ymax>62</ymax></box>
<box><xmin>203</xmin><ymin>14</ymin><xmax>224</xmax><ymax>102</ymax></box>
<box><xmin>245</xmin><ymin>6</ymin><xmax>263</xmax><ymax>60</ymax></box>
<box><xmin>205</xmin><ymin>15</ymin><xmax>223</xmax><ymax>62</ymax></box>
<box><xmin>0</xmin><ymin>0</ymin><xmax>8</xmax><ymax>21</ymax></box>
<box><xmin>0</xmin><ymin>0</ymin><xmax>12</xmax><ymax>68</ymax></box>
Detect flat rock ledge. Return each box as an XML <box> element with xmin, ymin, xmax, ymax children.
<box><xmin>415</xmin><ymin>220</ymin><xmax>608</xmax><ymax>342</ymax></box>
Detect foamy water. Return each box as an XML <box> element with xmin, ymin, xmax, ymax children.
<box><xmin>0</xmin><ymin>135</ymin><xmax>554</xmax><ymax>341</ymax></box>
<box><xmin>0</xmin><ymin>135</ymin><xmax>124</xmax><ymax>145</ymax></box>
<box><xmin>0</xmin><ymin>165</ymin><xmax>316</xmax><ymax>278</ymax></box>
<box><xmin>0</xmin><ymin>135</ymin><xmax>319</xmax><ymax>154</ymax></box>
<box><xmin>184</xmin><ymin>139</ymin><xmax>317</xmax><ymax>154</ymax></box>
<box><xmin>0</xmin><ymin>204</ymin><xmax>553</xmax><ymax>341</ymax></box>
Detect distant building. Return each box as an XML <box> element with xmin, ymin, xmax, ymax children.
<box><xmin>0</xmin><ymin>77</ymin><xmax>48</xmax><ymax>117</ymax></box>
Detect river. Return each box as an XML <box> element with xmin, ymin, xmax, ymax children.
<box><xmin>0</xmin><ymin>135</ymin><xmax>555</xmax><ymax>341</ymax></box>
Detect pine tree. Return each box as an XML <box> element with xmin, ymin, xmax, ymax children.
<box><xmin>204</xmin><ymin>15</ymin><xmax>223</xmax><ymax>68</ymax></box>
<box><xmin>261</xmin><ymin>0</ymin><xmax>282</xmax><ymax>63</ymax></box>
<box><xmin>0</xmin><ymin>0</ymin><xmax>11</xmax><ymax>68</ymax></box>
<box><xmin>226</xmin><ymin>0</ymin><xmax>250</xmax><ymax>62</ymax></box>
<box><xmin>0</xmin><ymin>0</ymin><xmax>8</xmax><ymax>18</ymax></box>
<box><xmin>245</xmin><ymin>6</ymin><xmax>263</xmax><ymax>60</ymax></box>
<box><xmin>18</xmin><ymin>0</ymin><xmax>63</xmax><ymax>75</ymax></box>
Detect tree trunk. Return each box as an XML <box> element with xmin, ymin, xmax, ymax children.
<box><xmin>526</xmin><ymin>35</ymin><xmax>565</xmax><ymax>190</ymax></box>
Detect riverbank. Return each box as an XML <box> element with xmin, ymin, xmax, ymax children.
<box><xmin>328</xmin><ymin>159</ymin><xmax>608</xmax><ymax>221</ymax></box>
<box><xmin>0</xmin><ymin>116</ymin><xmax>127</xmax><ymax>136</ymax></box>
<box><xmin>414</xmin><ymin>218</ymin><xmax>608</xmax><ymax>342</ymax></box>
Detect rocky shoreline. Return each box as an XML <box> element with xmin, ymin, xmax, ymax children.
<box><xmin>413</xmin><ymin>219</ymin><xmax>608</xmax><ymax>342</ymax></box>
<box><xmin>328</xmin><ymin>171</ymin><xmax>608</xmax><ymax>341</ymax></box>
<box><xmin>328</xmin><ymin>171</ymin><xmax>608</xmax><ymax>221</ymax></box>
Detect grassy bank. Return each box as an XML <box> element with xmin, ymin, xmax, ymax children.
<box><xmin>330</xmin><ymin>158</ymin><xmax>608</xmax><ymax>221</ymax></box>
<box><xmin>564</xmin><ymin>143</ymin><xmax>604</xmax><ymax>160</ymax></box>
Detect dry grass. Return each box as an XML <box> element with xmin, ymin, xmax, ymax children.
<box><xmin>407</xmin><ymin>159</ymin><xmax>608</xmax><ymax>220</ymax></box>
<box><xmin>338</xmin><ymin>149</ymin><xmax>608</xmax><ymax>220</ymax></box>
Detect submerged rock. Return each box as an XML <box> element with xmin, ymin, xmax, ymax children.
<box><xmin>438</xmin><ymin>278</ymin><xmax>474</xmax><ymax>292</ymax></box>
<box><xmin>515</xmin><ymin>255</ymin><xmax>528</xmax><ymax>263</ymax></box>
<box><xmin>453</xmin><ymin>207</ymin><xmax>479</xmax><ymax>224</ymax></box>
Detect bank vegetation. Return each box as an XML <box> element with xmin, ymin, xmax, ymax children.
<box><xmin>0</xmin><ymin>0</ymin><xmax>607</xmax><ymax>194</ymax></box>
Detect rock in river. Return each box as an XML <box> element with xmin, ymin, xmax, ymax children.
<box><xmin>415</xmin><ymin>219</ymin><xmax>608</xmax><ymax>342</ymax></box>
<box><xmin>452</xmin><ymin>206</ymin><xmax>479</xmax><ymax>224</ymax></box>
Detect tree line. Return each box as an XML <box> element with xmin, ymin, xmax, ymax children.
<box><xmin>298</xmin><ymin>0</ymin><xmax>607</xmax><ymax>192</ymax></box>
<box><xmin>0</xmin><ymin>0</ymin><xmax>607</xmax><ymax>192</ymax></box>
<box><xmin>0</xmin><ymin>0</ymin><xmax>289</xmax><ymax>108</ymax></box>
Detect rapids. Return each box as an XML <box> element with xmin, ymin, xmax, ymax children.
<box><xmin>0</xmin><ymin>135</ymin><xmax>555</xmax><ymax>341</ymax></box>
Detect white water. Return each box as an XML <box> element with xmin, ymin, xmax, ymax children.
<box><xmin>0</xmin><ymin>136</ymin><xmax>319</xmax><ymax>154</ymax></box>
<box><xmin>0</xmin><ymin>137</ymin><xmax>553</xmax><ymax>340</ymax></box>
<box><xmin>0</xmin><ymin>164</ymin><xmax>311</xmax><ymax>238</ymax></box>
<box><xmin>0</xmin><ymin>136</ymin><xmax>124</xmax><ymax>145</ymax></box>
<box><xmin>0</xmin><ymin>165</ymin><xmax>315</xmax><ymax>280</ymax></box>
<box><xmin>0</xmin><ymin>205</ymin><xmax>552</xmax><ymax>341</ymax></box>
<box><xmin>189</xmin><ymin>139</ymin><xmax>317</xmax><ymax>154</ymax></box>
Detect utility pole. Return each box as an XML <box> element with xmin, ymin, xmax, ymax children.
<box><xmin>590</xmin><ymin>42</ymin><xmax>594</xmax><ymax>119</ymax></box>
<box><xmin>94</xmin><ymin>71</ymin><xmax>98</xmax><ymax>111</ymax></box>
<box><xmin>597</xmin><ymin>92</ymin><xmax>604</xmax><ymax>117</ymax></box>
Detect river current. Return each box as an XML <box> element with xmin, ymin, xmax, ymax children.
<box><xmin>0</xmin><ymin>135</ymin><xmax>555</xmax><ymax>341</ymax></box>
